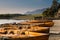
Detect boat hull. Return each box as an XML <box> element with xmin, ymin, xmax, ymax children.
<box><xmin>7</xmin><ymin>35</ymin><xmax>49</xmax><ymax>40</ymax></box>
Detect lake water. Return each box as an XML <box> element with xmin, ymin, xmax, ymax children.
<box><xmin>0</xmin><ymin>19</ymin><xmax>26</xmax><ymax>24</ymax></box>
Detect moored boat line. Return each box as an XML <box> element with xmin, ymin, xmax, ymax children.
<box><xmin>0</xmin><ymin>20</ymin><xmax>54</xmax><ymax>40</ymax></box>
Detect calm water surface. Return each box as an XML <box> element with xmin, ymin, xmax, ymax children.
<box><xmin>0</xmin><ymin>19</ymin><xmax>27</xmax><ymax>24</ymax></box>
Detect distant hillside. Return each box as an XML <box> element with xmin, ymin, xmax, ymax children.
<box><xmin>12</xmin><ymin>14</ymin><xmax>34</xmax><ymax>20</ymax></box>
<box><xmin>25</xmin><ymin>8</ymin><xmax>46</xmax><ymax>14</ymax></box>
<box><xmin>0</xmin><ymin>14</ymin><xmax>27</xmax><ymax>19</ymax></box>
<box><xmin>0</xmin><ymin>13</ymin><xmax>43</xmax><ymax>20</ymax></box>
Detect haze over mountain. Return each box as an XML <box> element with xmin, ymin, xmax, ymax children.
<box><xmin>25</xmin><ymin>8</ymin><xmax>46</xmax><ymax>14</ymax></box>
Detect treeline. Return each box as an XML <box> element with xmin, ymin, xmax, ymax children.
<box><xmin>0</xmin><ymin>14</ymin><xmax>27</xmax><ymax>19</ymax></box>
<box><xmin>43</xmin><ymin>0</ymin><xmax>60</xmax><ymax>17</ymax></box>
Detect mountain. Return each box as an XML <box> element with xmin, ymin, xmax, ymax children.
<box><xmin>25</xmin><ymin>8</ymin><xmax>46</xmax><ymax>14</ymax></box>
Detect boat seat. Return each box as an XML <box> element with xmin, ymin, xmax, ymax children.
<box><xmin>3</xmin><ymin>31</ymin><xmax>8</xmax><ymax>34</ymax></box>
<box><xmin>21</xmin><ymin>32</ymin><xmax>25</xmax><ymax>35</ymax></box>
<box><xmin>19</xmin><ymin>27</ymin><xmax>22</xmax><ymax>29</ymax></box>
<box><xmin>9</xmin><ymin>31</ymin><xmax>14</xmax><ymax>34</ymax></box>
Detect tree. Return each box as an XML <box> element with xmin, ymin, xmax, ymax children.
<box><xmin>43</xmin><ymin>8</ymin><xmax>50</xmax><ymax>17</ymax></box>
<box><xmin>42</xmin><ymin>0</ymin><xmax>60</xmax><ymax>17</ymax></box>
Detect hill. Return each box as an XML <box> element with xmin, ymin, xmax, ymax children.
<box><xmin>25</xmin><ymin>8</ymin><xmax>46</xmax><ymax>14</ymax></box>
<box><xmin>0</xmin><ymin>14</ymin><xmax>27</xmax><ymax>19</ymax></box>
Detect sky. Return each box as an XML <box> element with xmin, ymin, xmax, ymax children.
<box><xmin>0</xmin><ymin>0</ymin><xmax>59</xmax><ymax>14</ymax></box>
